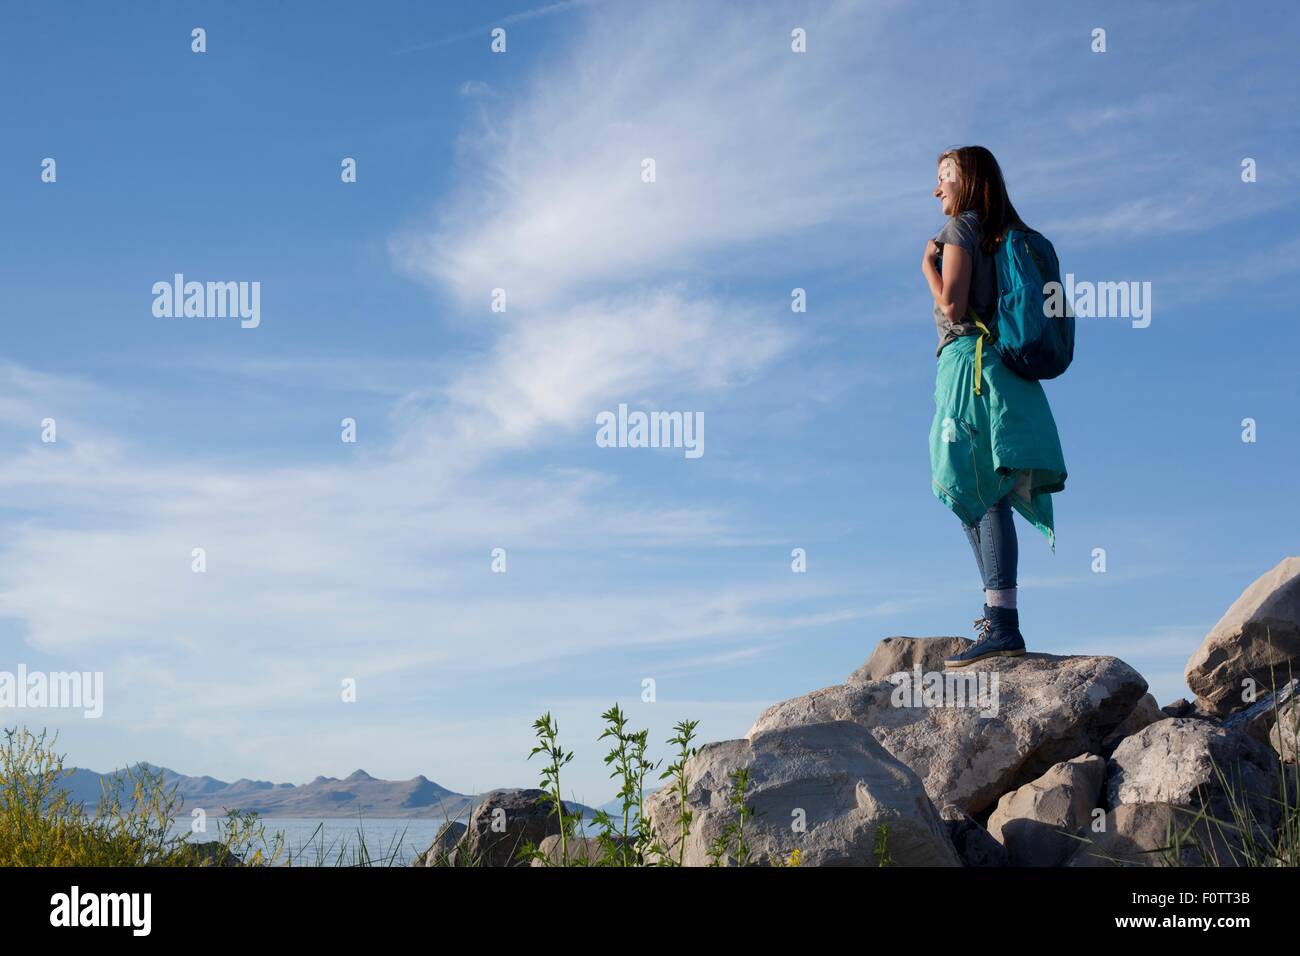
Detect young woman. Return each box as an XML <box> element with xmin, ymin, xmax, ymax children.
<box><xmin>922</xmin><ymin>146</ymin><xmax>1068</xmax><ymax>668</ymax></box>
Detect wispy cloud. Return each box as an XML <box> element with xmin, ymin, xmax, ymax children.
<box><xmin>391</xmin><ymin>1</ymin><xmax>910</xmax><ymax>308</ymax></box>
<box><xmin>393</xmin><ymin>0</ymin><xmax>607</xmax><ymax>55</ymax></box>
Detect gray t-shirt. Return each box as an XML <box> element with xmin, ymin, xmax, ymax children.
<box><xmin>933</xmin><ymin>210</ymin><xmax>998</xmax><ymax>356</ymax></box>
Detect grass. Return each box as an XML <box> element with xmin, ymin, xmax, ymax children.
<box><xmin>0</xmin><ymin>725</ymin><xmax>452</xmax><ymax>867</ymax></box>
<box><xmin>0</xmin><ymin>726</ymin><xmax>276</xmax><ymax>866</ymax></box>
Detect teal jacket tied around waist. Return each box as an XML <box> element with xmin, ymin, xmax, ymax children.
<box><xmin>929</xmin><ymin>332</ymin><xmax>1067</xmax><ymax>548</ymax></box>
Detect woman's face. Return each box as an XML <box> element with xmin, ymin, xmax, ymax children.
<box><xmin>934</xmin><ymin>156</ymin><xmax>959</xmax><ymax>216</ymax></box>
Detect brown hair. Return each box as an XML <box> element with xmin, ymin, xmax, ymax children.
<box><xmin>937</xmin><ymin>146</ymin><xmax>1029</xmax><ymax>254</ymax></box>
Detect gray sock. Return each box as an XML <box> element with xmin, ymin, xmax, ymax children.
<box><xmin>986</xmin><ymin>588</ymin><xmax>1017</xmax><ymax>608</ymax></box>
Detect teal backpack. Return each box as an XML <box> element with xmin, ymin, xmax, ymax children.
<box><xmin>990</xmin><ymin>228</ymin><xmax>1074</xmax><ymax>380</ymax></box>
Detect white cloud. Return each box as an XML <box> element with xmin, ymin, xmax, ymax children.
<box><xmin>438</xmin><ymin>287</ymin><xmax>794</xmax><ymax>449</ymax></box>
<box><xmin>391</xmin><ymin>1</ymin><xmax>910</xmax><ymax>308</ymax></box>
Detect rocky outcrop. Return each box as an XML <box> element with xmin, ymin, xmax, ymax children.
<box><xmin>985</xmin><ymin>754</ymin><xmax>1105</xmax><ymax>866</ymax></box>
<box><xmin>747</xmin><ymin>648</ymin><xmax>1147</xmax><ymax>815</ymax></box>
<box><xmin>429</xmin><ymin>560</ymin><xmax>1299</xmax><ymax>868</ymax></box>
<box><xmin>1105</xmin><ymin>719</ymin><xmax>1281</xmax><ymax>831</ymax></box>
<box><xmin>644</xmin><ymin>721</ymin><xmax>959</xmax><ymax>866</ymax></box>
<box><xmin>1066</xmin><ymin>803</ymin><xmax>1249</xmax><ymax>867</ymax></box>
<box><xmin>1185</xmin><ymin>557</ymin><xmax>1300</xmax><ymax>717</ymax></box>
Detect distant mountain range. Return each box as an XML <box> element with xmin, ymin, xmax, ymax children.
<box><xmin>59</xmin><ymin>764</ymin><xmax>597</xmax><ymax>820</ymax></box>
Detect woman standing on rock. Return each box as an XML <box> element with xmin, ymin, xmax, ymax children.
<box><xmin>922</xmin><ymin>146</ymin><xmax>1068</xmax><ymax>668</ymax></box>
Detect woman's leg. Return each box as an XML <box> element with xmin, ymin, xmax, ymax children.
<box><xmin>981</xmin><ymin>494</ymin><xmax>1018</xmax><ymax>607</ymax></box>
<box><xmin>963</xmin><ymin>519</ymin><xmax>988</xmax><ymax>591</ymax></box>
<box><xmin>964</xmin><ymin>496</ymin><xmax>1017</xmax><ymax>597</ymax></box>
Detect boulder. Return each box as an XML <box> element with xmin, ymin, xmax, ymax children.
<box><xmin>1185</xmin><ymin>557</ymin><xmax>1300</xmax><ymax>717</ymax></box>
<box><xmin>1066</xmin><ymin>802</ymin><xmax>1249</xmax><ymax>867</ymax></box>
<box><xmin>1102</xmin><ymin>693</ymin><xmax>1163</xmax><ymax>755</ymax></box>
<box><xmin>986</xmin><ymin>754</ymin><xmax>1106</xmax><ymax>866</ymax></box>
<box><xmin>177</xmin><ymin>840</ymin><xmax>243</xmax><ymax>867</ymax></box>
<box><xmin>451</xmin><ymin>789</ymin><xmax>561</xmax><ymax>867</ymax></box>
<box><xmin>747</xmin><ymin>648</ymin><xmax>1147</xmax><ymax>815</ymax></box>
<box><xmin>644</xmin><ymin>720</ymin><xmax>959</xmax><ymax>867</ymax></box>
<box><xmin>1269</xmin><ymin>698</ymin><xmax>1300</xmax><ymax>763</ymax></box>
<box><xmin>411</xmin><ymin>820</ymin><xmax>466</xmax><ymax>867</ymax></box>
<box><xmin>848</xmin><ymin>637</ymin><xmax>972</xmax><ymax>684</ymax></box>
<box><xmin>1106</xmin><ymin>718</ymin><xmax>1281</xmax><ymax>831</ymax></box>
<box><xmin>940</xmin><ymin>804</ymin><xmax>1007</xmax><ymax>867</ymax></box>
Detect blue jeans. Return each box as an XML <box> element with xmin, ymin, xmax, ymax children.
<box><xmin>964</xmin><ymin>494</ymin><xmax>1018</xmax><ymax>590</ymax></box>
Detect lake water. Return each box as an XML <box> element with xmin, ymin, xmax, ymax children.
<box><xmin>171</xmin><ymin>817</ymin><xmax>453</xmax><ymax>867</ymax></box>
<box><xmin>171</xmin><ymin>814</ymin><xmax>612</xmax><ymax>866</ymax></box>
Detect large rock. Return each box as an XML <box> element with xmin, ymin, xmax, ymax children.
<box><xmin>986</xmin><ymin>754</ymin><xmax>1106</xmax><ymax>866</ymax></box>
<box><xmin>452</xmin><ymin>789</ymin><xmax>561</xmax><ymax>867</ymax></box>
<box><xmin>848</xmin><ymin>637</ymin><xmax>972</xmax><ymax>684</ymax></box>
<box><xmin>644</xmin><ymin>721</ymin><xmax>959</xmax><ymax>867</ymax></box>
<box><xmin>1186</xmin><ymin>557</ymin><xmax>1300</xmax><ymax>717</ymax></box>
<box><xmin>1106</xmin><ymin>718</ymin><xmax>1282</xmax><ymax>832</ymax></box>
<box><xmin>1269</xmin><ymin>698</ymin><xmax>1300</xmax><ymax>763</ymax></box>
<box><xmin>1066</xmin><ymin>803</ymin><xmax>1249</xmax><ymax>867</ymax></box>
<box><xmin>747</xmin><ymin>647</ymin><xmax>1147</xmax><ymax>815</ymax></box>
<box><xmin>940</xmin><ymin>804</ymin><xmax>1007</xmax><ymax>867</ymax></box>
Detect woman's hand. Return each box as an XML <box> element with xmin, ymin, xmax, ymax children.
<box><xmin>921</xmin><ymin>239</ymin><xmax>940</xmax><ymax>274</ymax></box>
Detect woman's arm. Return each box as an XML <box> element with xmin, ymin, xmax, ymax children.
<box><xmin>922</xmin><ymin>239</ymin><xmax>971</xmax><ymax>324</ymax></box>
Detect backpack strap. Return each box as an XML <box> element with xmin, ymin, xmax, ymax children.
<box><xmin>968</xmin><ymin>306</ymin><xmax>990</xmax><ymax>396</ymax></box>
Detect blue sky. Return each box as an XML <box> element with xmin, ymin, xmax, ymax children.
<box><xmin>1</xmin><ymin>0</ymin><xmax>1298</xmax><ymax>806</ymax></box>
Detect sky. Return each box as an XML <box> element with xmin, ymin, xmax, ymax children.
<box><xmin>1</xmin><ymin>0</ymin><xmax>1298</xmax><ymax>807</ymax></box>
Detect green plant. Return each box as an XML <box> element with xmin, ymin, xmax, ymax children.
<box><xmin>650</xmin><ymin>719</ymin><xmax>699</xmax><ymax>867</ymax></box>
<box><xmin>772</xmin><ymin>847</ymin><xmax>802</xmax><ymax>867</ymax></box>
<box><xmin>521</xmin><ymin>711</ymin><xmax>581</xmax><ymax>866</ymax></box>
<box><xmin>873</xmin><ymin>822</ymin><xmax>892</xmax><ymax>866</ymax></box>
<box><xmin>0</xmin><ymin>725</ymin><xmax>282</xmax><ymax>867</ymax></box>
<box><xmin>707</xmin><ymin>767</ymin><xmax>756</xmax><ymax>866</ymax></box>
<box><xmin>591</xmin><ymin>704</ymin><xmax>661</xmax><ymax>866</ymax></box>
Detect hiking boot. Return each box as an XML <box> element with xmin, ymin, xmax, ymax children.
<box><xmin>944</xmin><ymin>605</ymin><xmax>1025</xmax><ymax>668</ymax></box>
